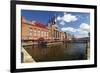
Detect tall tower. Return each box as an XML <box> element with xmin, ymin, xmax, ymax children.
<box><xmin>48</xmin><ymin>15</ymin><xmax>57</xmax><ymax>26</ymax></box>
<box><xmin>51</xmin><ymin>15</ymin><xmax>57</xmax><ymax>25</ymax></box>
<box><xmin>48</xmin><ymin>15</ymin><xmax>59</xmax><ymax>41</ymax></box>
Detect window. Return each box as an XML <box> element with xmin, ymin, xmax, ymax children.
<box><xmin>34</xmin><ymin>29</ymin><xmax>36</xmax><ymax>36</ymax></box>
<box><xmin>29</xmin><ymin>27</ymin><xmax>33</xmax><ymax>36</ymax></box>
<box><xmin>38</xmin><ymin>29</ymin><xmax>40</xmax><ymax>36</ymax></box>
<box><xmin>41</xmin><ymin>31</ymin><xmax>43</xmax><ymax>37</ymax></box>
<box><xmin>46</xmin><ymin>32</ymin><xmax>48</xmax><ymax>37</ymax></box>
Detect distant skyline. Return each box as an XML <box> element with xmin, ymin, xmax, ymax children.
<box><xmin>21</xmin><ymin>10</ymin><xmax>90</xmax><ymax>38</ymax></box>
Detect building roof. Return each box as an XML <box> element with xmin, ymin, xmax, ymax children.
<box><xmin>34</xmin><ymin>22</ymin><xmax>47</xmax><ymax>29</ymax></box>
<box><xmin>22</xmin><ymin>16</ymin><xmax>48</xmax><ymax>29</ymax></box>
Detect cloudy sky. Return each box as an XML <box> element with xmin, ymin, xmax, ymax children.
<box><xmin>21</xmin><ymin>10</ymin><xmax>90</xmax><ymax>38</ymax></box>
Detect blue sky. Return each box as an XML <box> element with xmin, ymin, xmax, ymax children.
<box><xmin>21</xmin><ymin>10</ymin><xmax>90</xmax><ymax>38</ymax></box>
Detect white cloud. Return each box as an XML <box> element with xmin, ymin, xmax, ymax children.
<box><xmin>76</xmin><ymin>23</ymin><xmax>90</xmax><ymax>38</ymax></box>
<box><xmin>79</xmin><ymin>23</ymin><xmax>90</xmax><ymax>32</ymax></box>
<box><xmin>57</xmin><ymin>13</ymin><xmax>78</xmax><ymax>22</ymax></box>
<box><xmin>59</xmin><ymin>21</ymin><xmax>65</xmax><ymax>25</ymax></box>
<box><xmin>61</xmin><ymin>27</ymin><xmax>76</xmax><ymax>32</ymax></box>
<box><xmin>61</xmin><ymin>23</ymin><xmax>90</xmax><ymax>38</ymax></box>
<box><xmin>77</xmin><ymin>29</ymin><xmax>88</xmax><ymax>35</ymax></box>
<box><xmin>75</xmin><ymin>34</ymin><xmax>88</xmax><ymax>38</ymax></box>
<box><xmin>56</xmin><ymin>13</ymin><xmax>89</xmax><ymax>37</ymax></box>
<box><xmin>74</xmin><ymin>29</ymin><xmax>89</xmax><ymax>38</ymax></box>
<box><xmin>57</xmin><ymin>16</ymin><xmax>62</xmax><ymax>20</ymax></box>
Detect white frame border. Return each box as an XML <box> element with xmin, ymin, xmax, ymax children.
<box><xmin>16</xmin><ymin>4</ymin><xmax>95</xmax><ymax>69</ymax></box>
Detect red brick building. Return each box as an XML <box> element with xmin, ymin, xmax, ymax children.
<box><xmin>22</xmin><ymin>16</ymin><xmax>48</xmax><ymax>41</ymax></box>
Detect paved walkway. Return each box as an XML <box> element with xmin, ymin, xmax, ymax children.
<box><xmin>22</xmin><ymin>47</ymin><xmax>36</xmax><ymax>63</ymax></box>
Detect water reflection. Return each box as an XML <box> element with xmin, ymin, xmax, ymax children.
<box><xmin>23</xmin><ymin>42</ymin><xmax>88</xmax><ymax>62</ymax></box>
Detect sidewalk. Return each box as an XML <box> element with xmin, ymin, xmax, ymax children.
<box><xmin>22</xmin><ymin>47</ymin><xmax>36</xmax><ymax>63</ymax></box>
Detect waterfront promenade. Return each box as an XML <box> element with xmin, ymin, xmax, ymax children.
<box><xmin>22</xmin><ymin>47</ymin><xmax>35</xmax><ymax>63</ymax></box>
